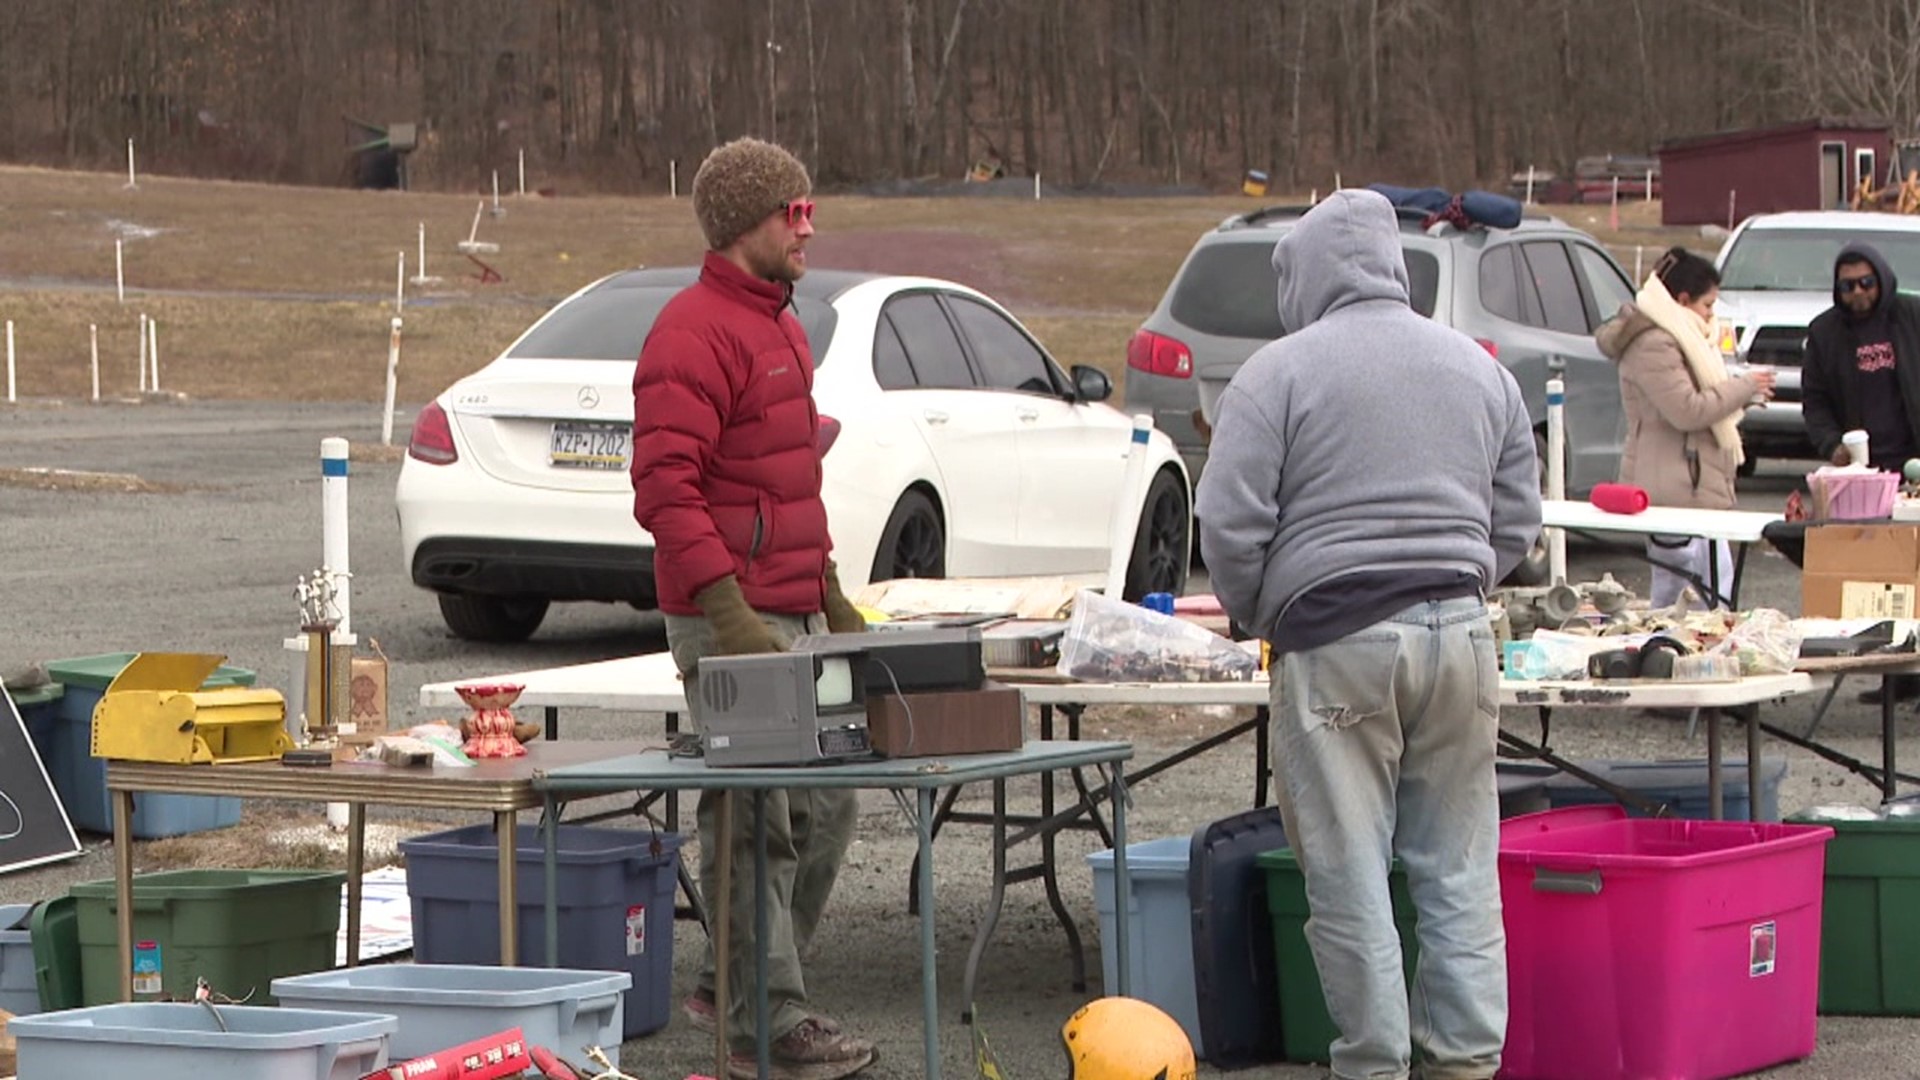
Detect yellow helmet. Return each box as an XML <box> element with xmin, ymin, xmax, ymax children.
<box><xmin>1060</xmin><ymin>997</ymin><xmax>1197</xmax><ymax>1080</ymax></box>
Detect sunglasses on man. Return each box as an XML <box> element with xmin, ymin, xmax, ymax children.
<box><xmin>1840</xmin><ymin>274</ymin><xmax>1879</xmax><ymax>294</ymax></box>
<box><xmin>779</xmin><ymin>199</ymin><xmax>815</xmax><ymax>227</ymax></box>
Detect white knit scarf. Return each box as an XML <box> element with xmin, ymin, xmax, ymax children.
<box><xmin>1634</xmin><ymin>273</ymin><xmax>1744</xmax><ymax>463</ymax></box>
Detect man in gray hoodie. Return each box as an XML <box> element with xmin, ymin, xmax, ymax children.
<box><xmin>1197</xmin><ymin>189</ymin><xmax>1541</xmax><ymax>1080</ymax></box>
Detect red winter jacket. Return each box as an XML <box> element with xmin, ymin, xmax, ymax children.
<box><xmin>631</xmin><ymin>252</ymin><xmax>831</xmax><ymax>616</ymax></box>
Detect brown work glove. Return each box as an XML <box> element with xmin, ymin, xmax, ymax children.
<box><xmin>823</xmin><ymin>560</ymin><xmax>867</xmax><ymax>634</ymax></box>
<box><xmin>695</xmin><ymin>576</ymin><xmax>784</xmax><ymax>655</ymax></box>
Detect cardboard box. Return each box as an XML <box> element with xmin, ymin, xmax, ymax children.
<box><xmin>1803</xmin><ymin>524</ymin><xmax>1920</xmax><ymax>618</ymax></box>
<box><xmin>866</xmin><ymin>681</ymin><xmax>1023</xmax><ymax>758</ymax></box>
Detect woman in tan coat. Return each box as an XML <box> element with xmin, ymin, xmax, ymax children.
<box><xmin>1595</xmin><ymin>246</ymin><xmax>1775</xmax><ymax>608</ymax></box>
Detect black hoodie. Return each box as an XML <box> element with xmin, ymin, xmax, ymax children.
<box><xmin>1802</xmin><ymin>241</ymin><xmax>1920</xmax><ymax>465</ymax></box>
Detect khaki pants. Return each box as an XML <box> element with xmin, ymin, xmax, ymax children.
<box><xmin>665</xmin><ymin>609</ymin><xmax>859</xmax><ymax>1051</ymax></box>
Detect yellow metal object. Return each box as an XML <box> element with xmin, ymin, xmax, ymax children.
<box><xmin>90</xmin><ymin>652</ymin><xmax>292</xmax><ymax>765</ymax></box>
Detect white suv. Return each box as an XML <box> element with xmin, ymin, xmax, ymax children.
<box><xmin>1714</xmin><ymin>211</ymin><xmax>1920</xmax><ymax>470</ymax></box>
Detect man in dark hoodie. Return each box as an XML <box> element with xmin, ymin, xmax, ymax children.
<box><xmin>1803</xmin><ymin>242</ymin><xmax>1920</xmax><ymax>471</ymax></box>
<box><xmin>1197</xmin><ymin>190</ymin><xmax>1541</xmax><ymax>1080</ymax></box>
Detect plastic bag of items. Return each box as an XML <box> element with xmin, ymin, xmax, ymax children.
<box><xmin>1703</xmin><ymin>608</ymin><xmax>1802</xmax><ymax>676</ymax></box>
<box><xmin>1056</xmin><ymin>588</ymin><xmax>1260</xmax><ymax>682</ymax></box>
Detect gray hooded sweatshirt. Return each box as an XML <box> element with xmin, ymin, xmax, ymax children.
<box><xmin>1195</xmin><ymin>190</ymin><xmax>1542</xmax><ymax>643</ymax></box>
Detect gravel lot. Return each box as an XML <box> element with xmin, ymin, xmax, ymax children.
<box><xmin>1</xmin><ymin>398</ymin><xmax>1915</xmax><ymax>1078</ymax></box>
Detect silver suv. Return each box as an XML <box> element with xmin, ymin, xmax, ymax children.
<box><xmin>1125</xmin><ymin>204</ymin><xmax>1636</xmax><ymax>502</ymax></box>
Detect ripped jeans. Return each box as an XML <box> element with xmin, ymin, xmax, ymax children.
<box><xmin>1270</xmin><ymin>596</ymin><xmax>1506</xmax><ymax>1080</ymax></box>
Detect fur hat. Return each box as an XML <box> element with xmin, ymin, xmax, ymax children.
<box><xmin>692</xmin><ymin>138</ymin><xmax>811</xmax><ymax>251</ymax></box>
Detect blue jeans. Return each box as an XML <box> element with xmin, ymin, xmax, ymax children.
<box><xmin>1270</xmin><ymin>596</ymin><xmax>1506</xmax><ymax>1080</ymax></box>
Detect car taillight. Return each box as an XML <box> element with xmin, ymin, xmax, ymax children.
<box><xmin>1126</xmin><ymin>330</ymin><xmax>1193</xmax><ymax>378</ymax></box>
<box><xmin>818</xmin><ymin>414</ymin><xmax>842</xmax><ymax>457</ymax></box>
<box><xmin>1475</xmin><ymin>338</ymin><xmax>1499</xmax><ymax>360</ymax></box>
<box><xmin>408</xmin><ymin>401</ymin><xmax>459</xmax><ymax>465</ymax></box>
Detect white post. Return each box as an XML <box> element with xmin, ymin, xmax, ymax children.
<box><xmin>1644</xmin><ymin>167</ymin><xmax>1654</xmax><ymax>202</ymax></box>
<box><xmin>147</xmin><ymin>316</ymin><xmax>159</xmax><ymax>392</ymax></box>
<box><xmin>5</xmin><ymin>320</ymin><xmax>13</xmax><ymax>405</ymax></box>
<box><xmin>1634</xmin><ymin>245</ymin><xmax>1644</xmax><ymax>284</ymax></box>
<box><xmin>321</xmin><ymin>438</ymin><xmax>353</xmax><ymax>638</ymax></box>
<box><xmin>1310</xmin><ymin>188</ymin><xmax>1318</xmax><ymax>204</ymax></box>
<box><xmin>1034</xmin><ymin>172</ymin><xmax>1041</xmax><ymax>200</ymax></box>
<box><xmin>137</xmin><ymin>313</ymin><xmax>148</xmax><ymax>393</ymax></box>
<box><xmin>115</xmin><ymin>238</ymin><xmax>125</xmax><ymax>304</ymax></box>
<box><xmin>1546</xmin><ymin>378</ymin><xmax>1568</xmax><ymax>584</ymax></box>
<box><xmin>382</xmin><ymin>317</ymin><xmax>402</xmax><ymax>446</ymax></box>
<box><xmin>518</xmin><ymin>148</ymin><xmax>526</xmax><ymax>196</ymax></box>
<box><xmin>1103</xmin><ymin>414</ymin><xmax>1155</xmax><ymax>597</ymax></box>
<box><xmin>1334</xmin><ymin>170</ymin><xmax>1342</xmax><ymax>192</ymax></box>
<box><xmin>1525</xmin><ymin>165</ymin><xmax>1536</xmax><ymax>205</ymax></box>
<box><xmin>89</xmin><ymin>324</ymin><xmax>100</xmax><ymax>402</ymax></box>
<box><xmin>417</xmin><ymin>222</ymin><xmax>426</xmax><ymax>280</ymax></box>
<box><xmin>1727</xmin><ymin>189</ymin><xmax>1738</xmax><ymax>230</ymax></box>
<box><xmin>395</xmin><ymin>251</ymin><xmax>405</xmax><ymax>313</ymax></box>
<box><xmin>670</xmin><ymin>160</ymin><xmax>678</xmax><ymax>198</ymax></box>
<box><xmin>126</xmin><ymin>138</ymin><xmax>137</xmax><ymax>189</ymax></box>
<box><xmin>492</xmin><ymin>170</ymin><xmax>501</xmax><ymax>213</ymax></box>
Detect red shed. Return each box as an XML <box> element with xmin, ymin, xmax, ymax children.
<box><xmin>1657</xmin><ymin>118</ymin><xmax>1893</xmax><ymax>226</ymax></box>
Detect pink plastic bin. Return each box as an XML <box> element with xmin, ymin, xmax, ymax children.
<box><xmin>1498</xmin><ymin>806</ymin><xmax>1833</xmax><ymax>1080</ymax></box>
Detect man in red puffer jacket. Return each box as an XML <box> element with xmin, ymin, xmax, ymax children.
<box><xmin>631</xmin><ymin>137</ymin><xmax>874</xmax><ymax>1080</ymax></box>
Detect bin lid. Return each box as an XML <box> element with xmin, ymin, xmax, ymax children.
<box><xmin>1187</xmin><ymin>807</ymin><xmax>1288</xmax><ymax>1068</ymax></box>
<box><xmin>1542</xmin><ymin>757</ymin><xmax>1787</xmax><ymax>795</ymax></box>
<box><xmin>45</xmin><ymin>653</ymin><xmax>256</xmax><ymax>691</ymax></box>
<box><xmin>69</xmin><ymin>869</ymin><xmax>347</xmax><ymax>900</ymax></box>
<box><xmin>30</xmin><ymin>896</ymin><xmax>83</xmax><ymax>1012</ymax></box>
<box><xmin>7</xmin><ymin>683</ymin><xmax>63</xmax><ymax>708</ymax></box>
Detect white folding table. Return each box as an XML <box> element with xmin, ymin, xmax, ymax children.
<box><xmin>1540</xmin><ymin>499</ymin><xmax>1784</xmax><ymax>607</ymax></box>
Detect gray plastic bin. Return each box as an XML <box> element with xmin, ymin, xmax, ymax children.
<box><xmin>7</xmin><ymin>1002</ymin><xmax>394</xmax><ymax>1080</ymax></box>
<box><xmin>272</xmin><ymin>964</ymin><xmax>630</xmax><ymax>1060</ymax></box>
<box><xmin>1087</xmin><ymin>837</ymin><xmax>1202</xmax><ymax>1057</ymax></box>
<box><xmin>0</xmin><ymin>903</ymin><xmax>37</xmax><ymax>1015</ymax></box>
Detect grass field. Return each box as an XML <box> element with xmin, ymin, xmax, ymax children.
<box><xmin>0</xmin><ymin>164</ymin><xmax>1701</xmax><ymax>409</ymax></box>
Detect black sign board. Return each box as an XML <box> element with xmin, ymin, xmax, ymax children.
<box><xmin>1</xmin><ymin>686</ymin><xmax>82</xmax><ymax>874</ymax></box>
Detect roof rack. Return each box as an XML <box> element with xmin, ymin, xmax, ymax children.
<box><xmin>1223</xmin><ymin>203</ymin><xmax>1440</xmax><ymax>232</ymax></box>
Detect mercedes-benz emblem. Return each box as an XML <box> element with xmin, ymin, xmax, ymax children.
<box><xmin>578</xmin><ymin>387</ymin><xmax>600</xmax><ymax>409</ymax></box>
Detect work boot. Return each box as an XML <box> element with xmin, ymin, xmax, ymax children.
<box><xmin>725</xmin><ymin>1017</ymin><xmax>877</xmax><ymax>1080</ymax></box>
<box><xmin>1857</xmin><ymin>674</ymin><xmax>1920</xmax><ymax>706</ymax></box>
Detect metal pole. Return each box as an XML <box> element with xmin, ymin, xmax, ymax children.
<box><xmin>1546</xmin><ymin>378</ymin><xmax>1568</xmax><ymax>583</ymax></box>
<box><xmin>918</xmin><ymin>787</ymin><xmax>940</xmax><ymax>1079</ymax></box>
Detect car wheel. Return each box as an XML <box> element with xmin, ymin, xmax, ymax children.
<box><xmin>1125</xmin><ymin>469</ymin><xmax>1191</xmax><ymax>600</ymax></box>
<box><xmin>870</xmin><ymin>491</ymin><xmax>945</xmax><ymax>583</ymax></box>
<box><xmin>437</xmin><ymin>594</ymin><xmax>551</xmax><ymax>643</ymax></box>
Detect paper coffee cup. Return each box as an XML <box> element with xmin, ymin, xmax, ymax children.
<box><xmin>1844</xmin><ymin>429</ymin><xmax>1871</xmax><ymax>466</ymax></box>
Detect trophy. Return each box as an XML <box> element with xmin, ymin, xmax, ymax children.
<box><xmin>295</xmin><ymin>568</ymin><xmax>352</xmax><ymax>746</ymax></box>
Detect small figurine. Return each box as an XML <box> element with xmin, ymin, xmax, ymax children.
<box><xmin>456</xmin><ymin>683</ymin><xmax>527</xmax><ymax>758</ymax></box>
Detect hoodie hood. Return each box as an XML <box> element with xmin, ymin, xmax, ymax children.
<box><xmin>1273</xmin><ymin>189</ymin><xmax>1411</xmax><ymax>334</ymax></box>
<box><xmin>1835</xmin><ymin>241</ymin><xmax>1898</xmax><ymax>318</ymax></box>
<box><xmin>1595</xmin><ymin>302</ymin><xmax>1657</xmax><ymax>362</ymax></box>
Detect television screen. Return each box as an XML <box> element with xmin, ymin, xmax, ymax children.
<box><xmin>815</xmin><ymin>655</ymin><xmax>856</xmax><ymax>709</ymax></box>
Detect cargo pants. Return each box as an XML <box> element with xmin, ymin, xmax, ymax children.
<box><xmin>1269</xmin><ymin>596</ymin><xmax>1507</xmax><ymax>1080</ymax></box>
<box><xmin>664</xmin><ymin>610</ymin><xmax>860</xmax><ymax>1053</ymax></box>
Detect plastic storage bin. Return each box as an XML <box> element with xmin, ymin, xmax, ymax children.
<box><xmin>1187</xmin><ymin>808</ymin><xmax>1288</xmax><ymax>1068</ymax></box>
<box><xmin>399</xmin><ymin>823</ymin><xmax>678</xmax><ymax>1039</ymax></box>
<box><xmin>0</xmin><ymin>903</ymin><xmax>38</xmax><ymax>1015</ymax></box>
<box><xmin>1087</xmin><ymin>837</ymin><xmax>1202</xmax><ymax>1057</ymax></box>
<box><xmin>273</xmin><ymin>964</ymin><xmax>631</xmax><ymax>1060</ymax></box>
<box><xmin>70</xmin><ymin>868</ymin><xmax>345</xmax><ymax>1006</ymax></box>
<box><xmin>1786</xmin><ymin>808</ymin><xmax>1920</xmax><ymax>1015</ymax></box>
<box><xmin>8</xmin><ymin>1002</ymin><xmax>394</xmax><ymax>1080</ymax></box>
<box><xmin>1255</xmin><ymin>847</ymin><xmax>1419</xmax><ymax>1065</ymax></box>
<box><xmin>43</xmin><ymin>653</ymin><xmax>254</xmax><ymax>837</ymax></box>
<box><xmin>1499</xmin><ymin>805</ymin><xmax>1832</xmax><ymax>1079</ymax></box>
<box><xmin>1498</xmin><ymin>761</ymin><xmax>1554</xmax><ymax>818</ymax></box>
<box><xmin>1543</xmin><ymin>756</ymin><xmax>1787</xmax><ymax>821</ymax></box>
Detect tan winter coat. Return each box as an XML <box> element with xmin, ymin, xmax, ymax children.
<box><xmin>1595</xmin><ymin>303</ymin><xmax>1760</xmax><ymax>511</ymax></box>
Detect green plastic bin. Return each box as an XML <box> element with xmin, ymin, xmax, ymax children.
<box><xmin>43</xmin><ymin>653</ymin><xmax>255</xmax><ymax>837</ymax></box>
<box><xmin>1255</xmin><ymin>848</ymin><xmax>1419</xmax><ymax>1065</ymax></box>
<box><xmin>70</xmin><ymin>869</ymin><xmax>344</xmax><ymax>1005</ymax></box>
<box><xmin>1787</xmin><ymin>810</ymin><xmax>1920</xmax><ymax>1015</ymax></box>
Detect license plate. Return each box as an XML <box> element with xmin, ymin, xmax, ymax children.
<box><xmin>549</xmin><ymin>421</ymin><xmax>630</xmax><ymax>470</ymax></box>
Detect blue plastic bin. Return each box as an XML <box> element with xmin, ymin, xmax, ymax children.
<box><xmin>43</xmin><ymin>653</ymin><xmax>252</xmax><ymax>838</ymax></box>
<box><xmin>8</xmin><ymin>1002</ymin><xmax>394</xmax><ymax>1080</ymax></box>
<box><xmin>1544</xmin><ymin>757</ymin><xmax>1788</xmax><ymax>821</ymax></box>
<box><xmin>1087</xmin><ymin>837</ymin><xmax>1203</xmax><ymax>1057</ymax></box>
<box><xmin>0</xmin><ymin>903</ymin><xmax>38</xmax><ymax>1015</ymax></box>
<box><xmin>399</xmin><ymin>824</ymin><xmax>678</xmax><ymax>1039</ymax></box>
